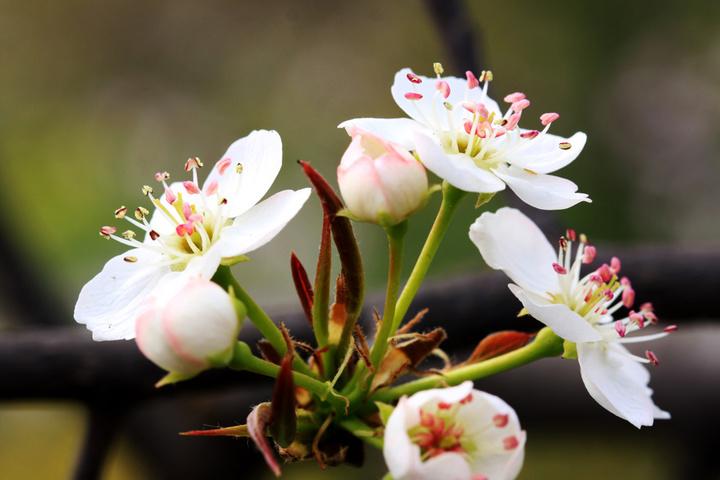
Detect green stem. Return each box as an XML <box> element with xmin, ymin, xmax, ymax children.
<box><xmin>370</xmin><ymin>221</ymin><xmax>407</xmax><ymax>368</ymax></box>
<box><xmin>230</xmin><ymin>342</ymin><xmax>347</xmax><ymax>411</ymax></box>
<box><xmin>213</xmin><ymin>266</ymin><xmax>316</xmax><ymax>378</ymax></box>
<box><xmin>337</xmin><ymin>417</ymin><xmax>383</xmax><ymax>449</ymax></box>
<box><xmin>370</xmin><ymin>327</ymin><xmax>563</xmax><ymax>403</ymax></box>
<box><xmin>390</xmin><ymin>182</ymin><xmax>465</xmax><ymax>333</ymax></box>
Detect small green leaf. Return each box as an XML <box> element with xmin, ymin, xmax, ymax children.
<box><xmin>375</xmin><ymin>401</ymin><xmax>395</xmax><ymax>426</ymax></box>
<box><xmin>562</xmin><ymin>340</ymin><xmax>578</xmax><ymax>359</ymax></box>
<box><xmin>475</xmin><ymin>192</ymin><xmax>496</xmax><ymax>209</ymax></box>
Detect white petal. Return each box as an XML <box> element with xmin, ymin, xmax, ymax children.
<box><xmin>406</xmin><ymin>381</ymin><xmax>475</xmax><ymax>411</ymax></box>
<box><xmin>338</xmin><ymin>117</ymin><xmax>426</xmax><ymax>149</ymax></box>
<box><xmin>493</xmin><ymin>165</ymin><xmax>591</xmax><ymax>211</ymax></box>
<box><xmin>577</xmin><ymin>342</ymin><xmax>667</xmax><ymax>428</ymax></box>
<box><xmin>414</xmin><ymin>131</ymin><xmax>506</xmax><ymax>193</ymax></box>
<box><xmin>416</xmin><ymin>453</ymin><xmax>472</xmax><ymax>480</ymax></box>
<box><xmin>215</xmin><ymin>188</ymin><xmax>311</xmax><ymax>258</ymax></box>
<box><xmin>509</xmin><ymin>284</ymin><xmax>603</xmax><ymax>343</ymax></box>
<box><xmin>202</xmin><ymin>130</ymin><xmax>283</xmax><ymax>218</ymax></box>
<box><xmin>504</xmin><ymin>132</ymin><xmax>587</xmax><ymax>174</ymax></box>
<box><xmin>390</xmin><ymin>68</ymin><xmax>503</xmax><ymax>130</ymax></box>
<box><xmin>384</xmin><ymin>397</ymin><xmax>422</xmax><ymax>479</ymax></box>
<box><xmin>469</xmin><ymin>207</ymin><xmax>559</xmax><ymax>294</ymax></box>
<box><xmin>74</xmin><ymin>248</ymin><xmax>170</xmax><ymax>341</ymax></box>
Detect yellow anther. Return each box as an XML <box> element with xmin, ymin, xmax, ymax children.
<box><xmin>433</xmin><ymin>62</ymin><xmax>444</xmax><ymax>76</ymax></box>
<box><xmin>134</xmin><ymin>206</ymin><xmax>150</xmax><ymax>220</ymax></box>
<box><xmin>235</xmin><ymin>163</ymin><xmax>244</xmax><ymax>174</ymax></box>
<box><xmin>122</xmin><ymin>230</ymin><xmax>136</xmax><ymax>240</ymax></box>
<box><xmin>141</xmin><ymin>185</ymin><xmax>154</xmax><ymax>196</ymax></box>
<box><xmin>184</xmin><ymin>156</ymin><xmax>204</xmax><ymax>171</ymax></box>
<box><xmin>480</xmin><ymin>70</ymin><xmax>493</xmax><ymax>82</ymax></box>
<box><xmin>114</xmin><ymin>206</ymin><xmax>128</xmax><ymax>219</ymax></box>
<box><xmin>123</xmin><ymin>256</ymin><xmax>138</xmax><ymax>263</ymax></box>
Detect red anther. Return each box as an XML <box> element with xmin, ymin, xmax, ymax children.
<box><xmin>645</xmin><ymin>350</ymin><xmax>659</xmax><ymax>366</ymax></box>
<box><xmin>432</xmin><ymin>418</ymin><xmax>446</xmax><ymax>437</ymax></box>
<box><xmin>520</xmin><ymin>130</ymin><xmax>539</xmax><ymax>139</ymax></box>
<box><xmin>503</xmin><ymin>92</ymin><xmax>526</xmax><ymax>103</ymax></box>
<box><xmin>505</xmin><ymin>112</ymin><xmax>521</xmax><ymax>130</ymax></box>
<box><xmin>217</xmin><ymin>158</ymin><xmax>232</xmax><ymax>175</ymax></box>
<box><xmin>620</xmin><ymin>276</ymin><xmax>631</xmax><ymax>287</ymax></box>
<box><xmin>629</xmin><ymin>312</ymin><xmax>645</xmax><ymax>328</ymax></box>
<box><xmin>472</xmin><ymin>475</ymin><xmax>489</xmax><ymax>480</ymax></box>
<box><xmin>164</xmin><ymin>186</ymin><xmax>177</xmax><ymax>204</ymax></box>
<box><xmin>188</xmin><ymin>213</ymin><xmax>203</xmax><ymax>223</ymax></box>
<box><xmin>493</xmin><ymin>128</ymin><xmax>506</xmax><ymax>138</ymax></box>
<box><xmin>493</xmin><ymin>414</ymin><xmax>509</xmax><ymax>427</ymax></box>
<box><xmin>406</xmin><ymin>72</ymin><xmax>422</xmax><ymax>84</ymax></box>
<box><xmin>466</xmin><ymin>70</ymin><xmax>479</xmax><ymax>89</ymax></box>
<box><xmin>552</xmin><ymin>262</ymin><xmax>567</xmax><ymax>274</ymax></box>
<box><xmin>437</xmin><ymin>401</ymin><xmax>452</xmax><ymax>410</ymax></box>
<box><xmin>644</xmin><ymin>311</ymin><xmax>658</xmax><ymax>324</ymax></box>
<box><xmin>512</xmin><ymin>99</ymin><xmax>530</xmax><ymax>112</ymax></box>
<box><xmin>175</xmin><ymin>222</ymin><xmax>195</xmax><ymax>237</ymax></box>
<box><xmin>149</xmin><ymin>230</ymin><xmax>160</xmax><ymax>241</ymax></box>
<box><xmin>503</xmin><ymin>436</ymin><xmax>519</xmax><ymax>450</ymax></box>
<box><xmin>460</xmin><ymin>393</ymin><xmax>473</xmax><ymax>404</ymax></box>
<box><xmin>435</xmin><ymin>80</ymin><xmax>451</xmax><ymax>99</ymax></box>
<box><xmin>154</xmin><ymin>171</ymin><xmax>169</xmax><ymax>182</ymax></box>
<box><xmin>640</xmin><ymin>302</ymin><xmax>654</xmax><ymax>312</ymax></box>
<box><xmin>183</xmin><ymin>181</ymin><xmax>200</xmax><ymax>194</ymax></box>
<box><xmin>420</xmin><ymin>409</ymin><xmax>434</xmax><ymax>428</ymax></box>
<box><xmin>610</xmin><ymin>256</ymin><xmax>621</xmax><ymax>273</ymax></box>
<box><xmin>582</xmin><ymin>245</ymin><xmax>597</xmax><ymax>264</ymax></box>
<box><xmin>540</xmin><ymin>112</ymin><xmax>560</xmax><ymax>126</ymax></box>
<box><xmin>566</xmin><ymin>229</ymin><xmax>577</xmax><ymax>241</ymax></box>
<box><xmin>614</xmin><ymin>321</ymin><xmax>627</xmax><ymax>337</ymax></box>
<box><xmin>603</xmin><ymin>289</ymin><xmax>614</xmax><ymax>300</ymax></box>
<box><xmin>664</xmin><ymin>324</ymin><xmax>678</xmax><ymax>333</ymax></box>
<box><xmin>205</xmin><ymin>180</ymin><xmax>219</xmax><ymax>196</ymax></box>
<box><xmin>584</xmin><ymin>293</ymin><xmax>592</xmax><ymax>302</ymax></box>
<box><xmin>559</xmin><ymin>236</ymin><xmax>568</xmax><ymax>250</ymax></box>
<box><xmin>182</xmin><ymin>202</ymin><xmax>193</xmax><ymax>220</ymax></box>
<box><xmin>99</xmin><ymin>226</ymin><xmax>117</xmax><ymax>237</ymax></box>
<box><xmin>404</xmin><ymin>92</ymin><xmax>423</xmax><ymax>100</ymax></box>
<box><xmin>622</xmin><ymin>287</ymin><xmax>635</xmax><ymax>308</ymax></box>
<box><xmin>589</xmin><ymin>273</ymin><xmax>602</xmax><ymax>283</ymax></box>
<box><xmin>597</xmin><ymin>264</ymin><xmax>613</xmax><ymax>283</ymax></box>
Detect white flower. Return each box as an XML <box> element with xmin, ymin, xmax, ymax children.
<box><xmin>384</xmin><ymin>381</ymin><xmax>525</xmax><ymax>480</ymax></box>
<box><xmin>135</xmin><ymin>274</ymin><xmax>241</xmax><ymax>377</ymax></box>
<box><xmin>341</xmin><ymin>65</ymin><xmax>590</xmax><ymax>210</ymax></box>
<box><xmin>469</xmin><ymin>207</ymin><xmax>673</xmax><ymax>428</ymax></box>
<box><xmin>338</xmin><ymin>125</ymin><xmax>428</xmax><ymax>226</ymax></box>
<box><xmin>75</xmin><ymin>130</ymin><xmax>311</xmax><ymax>341</ymax></box>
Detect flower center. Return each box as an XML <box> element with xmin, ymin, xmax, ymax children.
<box><xmin>407</xmin><ymin>393</ymin><xmax>477</xmax><ymax>461</ymax></box>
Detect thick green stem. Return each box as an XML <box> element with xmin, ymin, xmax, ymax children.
<box><xmin>391</xmin><ymin>182</ymin><xmax>465</xmax><ymax>333</ymax></box>
<box><xmin>230</xmin><ymin>342</ymin><xmax>347</xmax><ymax>411</ymax></box>
<box><xmin>371</xmin><ymin>327</ymin><xmax>564</xmax><ymax>403</ymax></box>
<box><xmin>213</xmin><ymin>266</ymin><xmax>316</xmax><ymax>378</ymax></box>
<box><xmin>370</xmin><ymin>221</ymin><xmax>407</xmax><ymax>368</ymax></box>
<box><xmin>337</xmin><ymin>417</ymin><xmax>383</xmax><ymax>449</ymax></box>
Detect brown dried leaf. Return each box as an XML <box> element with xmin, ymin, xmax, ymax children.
<box><xmin>464</xmin><ymin>331</ymin><xmax>535</xmax><ymax>365</ymax></box>
<box><xmin>247</xmin><ymin>403</ymin><xmax>281</xmax><ymax>477</ymax></box>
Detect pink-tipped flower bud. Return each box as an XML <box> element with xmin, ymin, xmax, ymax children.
<box><xmin>338</xmin><ymin>127</ymin><xmax>428</xmax><ymax>226</ymax></box>
<box><xmin>135</xmin><ymin>277</ymin><xmax>243</xmax><ymax>378</ymax></box>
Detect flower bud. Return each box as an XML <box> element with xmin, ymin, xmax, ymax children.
<box><xmin>337</xmin><ymin>127</ymin><xmax>428</xmax><ymax>226</ymax></box>
<box><xmin>135</xmin><ymin>275</ymin><xmax>243</xmax><ymax>379</ymax></box>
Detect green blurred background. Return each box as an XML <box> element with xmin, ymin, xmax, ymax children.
<box><xmin>0</xmin><ymin>0</ymin><xmax>718</xmax><ymax>478</ymax></box>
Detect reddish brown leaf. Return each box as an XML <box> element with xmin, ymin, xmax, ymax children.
<box><xmin>248</xmin><ymin>403</ymin><xmax>281</xmax><ymax>477</ymax></box>
<box><xmin>397</xmin><ymin>308</ymin><xmax>430</xmax><ymax>335</ymax></box>
<box><xmin>328</xmin><ymin>274</ymin><xmax>347</xmax><ymax>345</ymax></box>
<box><xmin>290</xmin><ymin>252</ymin><xmax>314</xmax><ymax>326</ymax></box>
<box><xmin>257</xmin><ymin>339</ymin><xmax>282</xmax><ymax>365</ymax></box>
<box><xmin>312</xmin><ymin>212</ymin><xmax>332</xmax><ymax>343</ymax></box>
<box><xmin>465</xmin><ymin>331</ymin><xmax>535</xmax><ymax>364</ymax></box>
<box><xmin>180</xmin><ymin>425</ymin><xmax>249</xmax><ymax>437</ymax></box>
<box><xmin>271</xmin><ymin>325</ymin><xmax>297</xmax><ymax>448</ymax></box>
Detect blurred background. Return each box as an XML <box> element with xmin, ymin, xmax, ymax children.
<box><xmin>0</xmin><ymin>0</ymin><xmax>718</xmax><ymax>478</ymax></box>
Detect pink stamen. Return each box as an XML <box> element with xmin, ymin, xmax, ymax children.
<box><xmin>629</xmin><ymin>312</ymin><xmax>645</xmax><ymax>328</ymax></box>
<box><xmin>99</xmin><ymin>226</ymin><xmax>117</xmax><ymax>237</ymax></box>
<box><xmin>610</xmin><ymin>256</ymin><xmax>621</xmax><ymax>273</ymax></box>
<box><xmin>154</xmin><ymin>171</ymin><xmax>169</xmax><ymax>182</ymax></box>
<box><xmin>406</xmin><ymin>72</ymin><xmax>422</xmax><ymax>84</ymax></box>
<box><xmin>644</xmin><ymin>311</ymin><xmax>658</xmax><ymax>324</ymax></box>
<box><xmin>182</xmin><ymin>203</ymin><xmax>193</xmax><ymax>220</ymax></box>
<box><xmin>205</xmin><ymin>180</ymin><xmax>219</xmax><ymax>196</ymax></box>
<box><xmin>472</xmin><ymin>476</ymin><xmax>489</xmax><ymax>480</ymax></box>
<box><xmin>664</xmin><ymin>324</ymin><xmax>678</xmax><ymax>333</ymax></box>
<box><xmin>582</xmin><ymin>245</ymin><xmax>597</xmax><ymax>264</ymax></box>
<box><xmin>552</xmin><ymin>262</ymin><xmax>567</xmax><ymax>274</ymax></box>
<box><xmin>597</xmin><ymin>264</ymin><xmax>613</xmax><ymax>283</ymax></box>
<box><xmin>614</xmin><ymin>321</ymin><xmax>627</xmax><ymax>337</ymax></box>
<box><xmin>436</xmin><ymin>80</ymin><xmax>451</xmax><ymax>99</ymax></box>
<box><xmin>503</xmin><ymin>436</ymin><xmax>519</xmax><ymax>450</ymax></box>
<box><xmin>503</xmin><ymin>92</ymin><xmax>526</xmax><ymax>103</ymax></box>
<box><xmin>511</xmin><ymin>99</ymin><xmax>530</xmax><ymax>112</ymax></box>
<box><xmin>603</xmin><ymin>289</ymin><xmax>614</xmax><ymax>300</ymax></box>
<box><xmin>540</xmin><ymin>112</ymin><xmax>560</xmax><ymax>126</ymax></box>
<box><xmin>217</xmin><ymin>158</ymin><xmax>232</xmax><ymax>175</ymax></box>
<box><xmin>420</xmin><ymin>409</ymin><xmax>434</xmax><ymax>428</ymax></box>
<box><xmin>566</xmin><ymin>229</ymin><xmax>577</xmax><ymax>242</ymax></box>
<box><xmin>493</xmin><ymin>414</ymin><xmax>509</xmax><ymax>427</ymax></box>
<box><xmin>645</xmin><ymin>350</ymin><xmax>659</xmax><ymax>366</ymax></box>
<box><xmin>164</xmin><ymin>186</ymin><xmax>177</xmax><ymax>204</ymax></box>
<box><xmin>176</xmin><ymin>223</ymin><xmax>195</xmax><ymax>237</ymax></box>
<box><xmin>404</xmin><ymin>92</ymin><xmax>423</xmax><ymax>101</ymax></box>
<box><xmin>640</xmin><ymin>302</ymin><xmax>654</xmax><ymax>312</ymax></box>
<box><xmin>466</xmin><ymin>70</ymin><xmax>479</xmax><ymax>89</ymax></box>
<box><xmin>622</xmin><ymin>287</ymin><xmax>635</xmax><ymax>308</ymax></box>
<box><xmin>437</xmin><ymin>402</ymin><xmax>452</xmax><ymax>410</ymax></box>
<box><xmin>520</xmin><ymin>130</ymin><xmax>539</xmax><ymax>139</ymax></box>
<box><xmin>505</xmin><ymin>112</ymin><xmax>521</xmax><ymax>130</ymax></box>
<box><xmin>184</xmin><ymin>157</ymin><xmax>202</xmax><ymax>171</ymax></box>
<box><xmin>183</xmin><ymin>181</ymin><xmax>200</xmax><ymax>194</ymax></box>
<box><xmin>460</xmin><ymin>393</ymin><xmax>473</xmax><ymax>404</ymax></box>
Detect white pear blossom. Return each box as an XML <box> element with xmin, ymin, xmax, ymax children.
<box><xmin>384</xmin><ymin>381</ymin><xmax>525</xmax><ymax>480</ymax></box>
<box><xmin>338</xmin><ymin>125</ymin><xmax>428</xmax><ymax>226</ymax></box>
<box><xmin>341</xmin><ymin>65</ymin><xmax>590</xmax><ymax>210</ymax></box>
<box><xmin>75</xmin><ymin>130</ymin><xmax>311</xmax><ymax>341</ymax></box>
<box><xmin>135</xmin><ymin>274</ymin><xmax>241</xmax><ymax>377</ymax></box>
<box><xmin>469</xmin><ymin>207</ymin><xmax>674</xmax><ymax>428</ymax></box>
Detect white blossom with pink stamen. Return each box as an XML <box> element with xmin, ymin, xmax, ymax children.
<box><xmin>75</xmin><ymin>130</ymin><xmax>311</xmax><ymax>341</ymax></box>
<box><xmin>340</xmin><ymin>65</ymin><xmax>590</xmax><ymax>210</ymax></box>
<box><xmin>469</xmin><ymin>207</ymin><xmax>672</xmax><ymax>428</ymax></box>
<box><xmin>383</xmin><ymin>381</ymin><xmax>525</xmax><ymax>480</ymax></box>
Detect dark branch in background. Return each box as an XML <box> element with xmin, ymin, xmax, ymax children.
<box><xmin>0</xmin><ymin>246</ymin><xmax>716</xmax><ymax>401</ymax></box>
<box><xmin>72</xmin><ymin>406</ymin><xmax>126</xmax><ymax>480</ymax></box>
<box><xmin>424</xmin><ymin>0</ymin><xmax>482</xmax><ymax>73</ymax></box>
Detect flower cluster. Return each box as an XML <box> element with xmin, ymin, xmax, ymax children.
<box><xmin>75</xmin><ymin>64</ymin><xmax>672</xmax><ymax>479</ymax></box>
